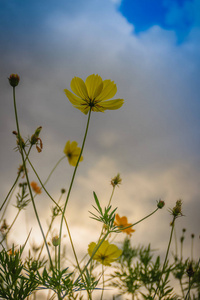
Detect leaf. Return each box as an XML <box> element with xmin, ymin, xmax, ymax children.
<box><xmin>93</xmin><ymin>192</ymin><xmax>103</xmax><ymax>215</ymax></box>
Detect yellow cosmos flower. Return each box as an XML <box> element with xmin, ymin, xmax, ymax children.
<box><xmin>63</xmin><ymin>140</ymin><xmax>83</xmax><ymax>166</ymax></box>
<box><xmin>88</xmin><ymin>240</ymin><xmax>122</xmax><ymax>266</ymax></box>
<box><xmin>64</xmin><ymin>74</ymin><xmax>124</xmax><ymax>114</ymax></box>
<box><xmin>114</xmin><ymin>213</ymin><xmax>135</xmax><ymax>236</ymax></box>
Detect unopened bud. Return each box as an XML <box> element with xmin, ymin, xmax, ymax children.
<box><xmin>8</xmin><ymin>74</ymin><xmax>20</xmax><ymax>87</ymax></box>
<box><xmin>157</xmin><ymin>200</ymin><xmax>165</xmax><ymax>209</ymax></box>
<box><xmin>187</xmin><ymin>262</ymin><xmax>195</xmax><ymax>277</ymax></box>
<box><xmin>52</xmin><ymin>235</ymin><xmax>60</xmax><ymax>247</ymax></box>
<box><xmin>172</xmin><ymin>199</ymin><xmax>183</xmax><ymax>217</ymax></box>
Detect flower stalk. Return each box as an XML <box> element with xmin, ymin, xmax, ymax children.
<box><xmin>12</xmin><ymin>85</ymin><xmax>53</xmax><ymax>269</ymax></box>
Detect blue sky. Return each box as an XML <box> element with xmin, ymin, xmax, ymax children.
<box><xmin>0</xmin><ymin>0</ymin><xmax>200</xmax><ymax>297</ymax></box>
<box><xmin>119</xmin><ymin>0</ymin><xmax>194</xmax><ymax>42</ymax></box>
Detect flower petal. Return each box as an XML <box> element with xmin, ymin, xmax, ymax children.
<box><xmin>88</xmin><ymin>242</ymin><xmax>99</xmax><ymax>259</ymax></box>
<box><xmin>115</xmin><ymin>213</ymin><xmax>120</xmax><ymax>224</ymax></box>
<box><xmin>64</xmin><ymin>89</ymin><xmax>90</xmax><ymax>114</ymax></box>
<box><xmin>95</xmin><ymin>99</ymin><xmax>124</xmax><ymax>111</ymax></box>
<box><xmin>64</xmin><ymin>89</ymin><xmax>85</xmax><ymax>106</ymax></box>
<box><xmin>70</xmin><ymin>141</ymin><xmax>78</xmax><ymax>152</ymax></box>
<box><xmin>63</xmin><ymin>140</ymin><xmax>70</xmax><ymax>155</ymax></box>
<box><xmin>71</xmin><ymin>77</ymin><xmax>89</xmax><ymax>100</ymax></box>
<box><xmin>85</xmin><ymin>74</ymin><xmax>103</xmax><ymax>100</ymax></box>
<box><xmin>96</xmin><ymin>80</ymin><xmax>117</xmax><ymax>101</ymax></box>
<box><xmin>120</xmin><ymin>216</ymin><xmax>128</xmax><ymax>225</ymax></box>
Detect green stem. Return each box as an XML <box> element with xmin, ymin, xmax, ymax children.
<box><xmin>191</xmin><ymin>237</ymin><xmax>194</xmax><ymax>261</ymax></box>
<box><xmin>174</xmin><ymin>226</ymin><xmax>178</xmax><ymax>260</ymax></box>
<box><xmin>114</xmin><ymin>208</ymin><xmax>159</xmax><ymax>233</ymax></box>
<box><xmin>74</xmin><ymin>231</ymin><xmax>109</xmax><ymax>286</ymax></box>
<box><xmin>0</xmin><ymin>209</ymin><xmax>20</xmax><ymax>245</ymax></box>
<box><xmin>180</xmin><ymin>278</ymin><xmax>185</xmax><ymax>299</ymax></box>
<box><xmin>55</xmin><ymin>245</ymin><xmax>57</xmax><ymax>270</ymax></box>
<box><xmin>24</xmin><ymin>150</ymin><xmax>84</xmax><ymax>280</ymax></box>
<box><xmin>99</xmin><ymin>186</ymin><xmax>116</xmax><ymax>240</ymax></box>
<box><xmin>0</xmin><ymin>146</ymin><xmax>32</xmax><ymax>213</ymax></box>
<box><xmin>58</xmin><ymin>109</ymin><xmax>92</xmax><ymax>270</ymax></box>
<box><xmin>0</xmin><ymin>183</ymin><xmax>17</xmax><ymax>223</ymax></box>
<box><xmin>43</xmin><ymin>156</ymin><xmax>66</xmax><ymax>186</ymax></box>
<box><xmin>131</xmin><ymin>207</ymin><xmax>159</xmax><ymax>227</ymax></box>
<box><xmin>107</xmin><ymin>186</ymin><xmax>115</xmax><ymax>208</ymax></box>
<box><xmin>12</xmin><ymin>86</ymin><xmax>53</xmax><ymax>269</ymax></box>
<box><xmin>0</xmin><ymin>174</ymin><xmax>20</xmax><ymax>212</ymax></box>
<box><xmin>153</xmin><ymin>216</ymin><xmax>176</xmax><ymax>299</ymax></box>
<box><xmin>63</xmin><ymin>218</ymin><xmax>92</xmax><ymax>300</ymax></box>
<box><xmin>100</xmin><ymin>265</ymin><xmax>104</xmax><ymax>300</ymax></box>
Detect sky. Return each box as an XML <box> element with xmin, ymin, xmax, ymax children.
<box><xmin>0</xmin><ymin>0</ymin><xmax>200</xmax><ymax>298</ymax></box>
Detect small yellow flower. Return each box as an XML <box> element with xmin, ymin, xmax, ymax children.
<box><xmin>64</xmin><ymin>74</ymin><xmax>124</xmax><ymax>114</ymax></box>
<box><xmin>88</xmin><ymin>240</ymin><xmax>122</xmax><ymax>266</ymax></box>
<box><xmin>114</xmin><ymin>214</ymin><xmax>135</xmax><ymax>236</ymax></box>
<box><xmin>63</xmin><ymin>140</ymin><xmax>83</xmax><ymax>166</ymax></box>
<box><xmin>30</xmin><ymin>181</ymin><xmax>42</xmax><ymax>194</ymax></box>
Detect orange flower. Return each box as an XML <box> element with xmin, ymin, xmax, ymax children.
<box><xmin>114</xmin><ymin>213</ymin><xmax>135</xmax><ymax>236</ymax></box>
<box><xmin>30</xmin><ymin>181</ymin><xmax>42</xmax><ymax>194</ymax></box>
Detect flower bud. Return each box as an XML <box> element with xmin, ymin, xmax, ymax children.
<box><xmin>172</xmin><ymin>199</ymin><xmax>183</xmax><ymax>217</ymax></box>
<box><xmin>8</xmin><ymin>74</ymin><xmax>20</xmax><ymax>87</ymax></box>
<box><xmin>157</xmin><ymin>200</ymin><xmax>165</xmax><ymax>209</ymax></box>
<box><xmin>187</xmin><ymin>261</ymin><xmax>195</xmax><ymax>277</ymax></box>
<box><xmin>52</xmin><ymin>235</ymin><xmax>60</xmax><ymax>247</ymax></box>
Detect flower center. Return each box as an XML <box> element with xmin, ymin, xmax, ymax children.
<box><xmin>67</xmin><ymin>152</ymin><xmax>72</xmax><ymax>158</ymax></box>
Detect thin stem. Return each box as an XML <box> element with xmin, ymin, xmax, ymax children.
<box><xmin>181</xmin><ymin>239</ymin><xmax>183</xmax><ymax>261</ymax></box>
<box><xmin>0</xmin><ymin>183</ymin><xmax>17</xmax><ymax>223</ymax></box>
<box><xmin>0</xmin><ymin>173</ymin><xmax>20</xmax><ymax>212</ymax></box>
<box><xmin>191</xmin><ymin>237</ymin><xmax>194</xmax><ymax>261</ymax></box>
<box><xmin>114</xmin><ymin>208</ymin><xmax>159</xmax><ymax>233</ymax></box>
<box><xmin>0</xmin><ymin>209</ymin><xmax>20</xmax><ymax>245</ymax></box>
<box><xmin>131</xmin><ymin>207</ymin><xmax>159</xmax><ymax>227</ymax></box>
<box><xmin>0</xmin><ymin>146</ymin><xmax>32</xmax><ymax>214</ymax></box>
<box><xmin>99</xmin><ymin>186</ymin><xmax>116</xmax><ymax>240</ymax></box>
<box><xmin>100</xmin><ymin>265</ymin><xmax>105</xmax><ymax>300</ymax></box>
<box><xmin>107</xmin><ymin>186</ymin><xmax>115</xmax><ymax>208</ymax></box>
<box><xmin>43</xmin><ymin>156</ymin><xmax>66</xmax><ymax>186</ymax></box>
<box><xmin>12</xmin><ymin>86</ymin><xmax>53</xmax><ymax>269</ymax></box>
<box><xmin>174</xmin><ymin>226</ymin><xmax>178</xmax><ymax>260</ymax></box>
<box><xmin>74</xmin><ymin>231</ymin><xmax>109</xmax><ymax>286</ymax></box>
<box><xmin>180</xmin><ymin>278</ymin><xmax>185</xmax><ymax>299</ymax></box>
<box><xmin>55</xmin><ymin>246</ymin><xmax>57</xmax><ymax>270</ymax></box>
<box><xmin>24</xmin><ymin>150</ymin><xmax>84</xmax><ymax>280</ymax></box>
<box><xmin>58</xmin><ymin>109</ymin><xmax>92</xmax><ymax>270</ymax></box>
<box><xmin>63</xmin><ymin>218</ymin><xmax>92</xmax><ymax>300</ymax></box>
<box><xmin>64</xmin><ymin>218</ymin><xmax>81</xmax><ymax>273</ymax></box>
<box><xmin>153</xmin><ymin>216</ymin><xmax>176</xmax><ymax>299</ymax></box>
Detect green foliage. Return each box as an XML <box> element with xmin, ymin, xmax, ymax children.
<box><xmin>110</xmin><ymin>238</ymin><xmax>200</xmax><ymax>299</ymax></box>
<box><xmin>89</xmin><ymin>192</ymin><xmax>118</xmax><ymax>231</ymax></box>
<box><xmin>0</xmin><ymin>246</ymin><xmax>38</xmax><ymax>299</ymax></box>
<box><xmin>14</xmin><ymin>182</ymin><xmax>30</xmax><ymax>210</ymax></box>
